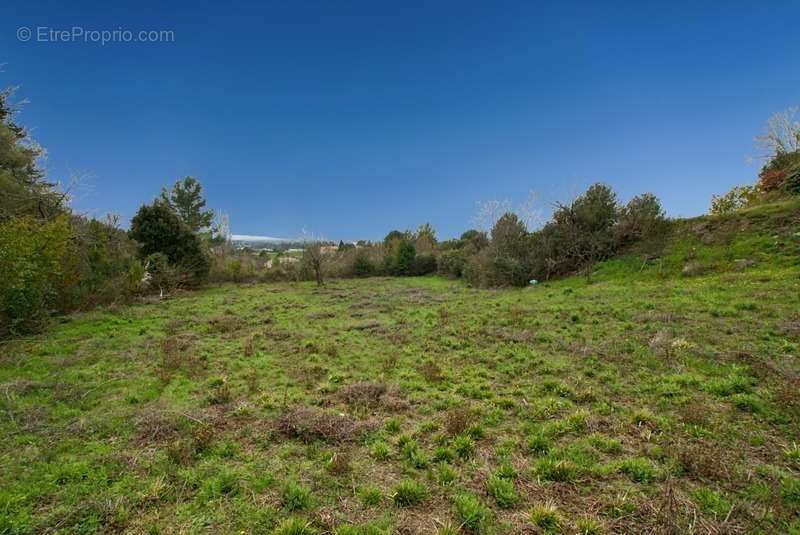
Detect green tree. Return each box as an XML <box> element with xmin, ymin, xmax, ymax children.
<box><xmin>129</xmin><ymin>201</ymin><xmax>210</xmax><ymax>285</ymax></box>
<box><xmin>160</xmin><ymin>176</ymin><xmax>214</xmax><ymax>232</ymax></box>
<box><xmin>394</xmin><ymin>239</ymin><xmax>416</xmax><ymax>275</ymax></box>
<box><xmin>0</xmin><ymin>88</ymin><xmax>64</xmax><ymax>221</ymax></box>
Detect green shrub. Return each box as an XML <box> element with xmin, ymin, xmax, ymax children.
<box><xmin>710</xmin><ymin>185</ymin><xmax>760</xmax><ymax>215</ymax></box>
<box><xmin>0</xmin><ymin>215</ymin><xmax>70</xmax><ymax>334</ymax></box>
<box><xmin>411</xmin><ymin>253</ymin><xmax>437</xmax><ymax>275</ymax></box>
<box><xmin>351</xmin><ymin>249</ymin><xmax>375</xmax><ymax>277</ymax></box>
<box><xmin>437</xmin><ymin>249</ymin><xmax>465</xmax><ymax>278</ymax></box>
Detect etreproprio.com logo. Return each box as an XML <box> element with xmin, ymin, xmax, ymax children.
<box><xmin>17</xmin><ymin>26</ymin><xmax>175</xmax><ymax>45</ymax></box>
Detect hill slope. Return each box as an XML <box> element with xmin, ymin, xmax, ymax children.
<box><xmin>1</xmin><ymin>201</ymin><xmax>798</xmax><ymax>534</ymax></box>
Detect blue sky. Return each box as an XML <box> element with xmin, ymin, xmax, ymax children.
<box><xmin>3</xmin><ymin>1</ymin><xmax>799</xmax><ymax>240</ymax></box>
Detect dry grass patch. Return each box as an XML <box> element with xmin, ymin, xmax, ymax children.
<box><xmin>277</xmin><ymin>406</ymin><xmax>364</xmax><ymax>443</ymax></box>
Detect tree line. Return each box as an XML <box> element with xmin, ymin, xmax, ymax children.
<box><xmin>2</xmin><ymin>84</ymin><xmax>798</xmax><ymax>337</ymax></box>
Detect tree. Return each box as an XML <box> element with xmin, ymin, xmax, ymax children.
<box><xmin>414</xmin><ymin>223</ymin><xmax>437</xmax><ymax>254</ymax></box>
<box><xmin>302</xmin><ymin>242</ymin><xmax>324</xmax><ymax>286</ymax></box>
<box><xmin>756</xmin><ymin>106</ymin><xmax>800</xmax><ymax>159</ymax></box>
<box><xmin>394</xmin><ymin>239</ymin><xmax>416</xmax><ymax>275</ymax></box>
<box><xmin>160</xmin><ymin>176</ymin><xmax>214</xmax><ymax>232</ymax></box>
<box><xmin>129</xmin><ymin>201</ymin><xmax>210</xmax><ymax>285</ymax></box>
<box><xmin>0</xmin><ymin>87</ymin><xmax>64</xmax><ymax>221</ymax></box>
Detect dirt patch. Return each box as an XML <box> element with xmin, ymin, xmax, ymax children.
<box><xmin>277</xmin><ymin>406</ymin><xmax>364</xmax><ymax>443</ymax></box>
<box><xmin>207</xmin><ymin>314</ymin><xmax>245</xmax><ymax>333</ymax></box>
<box><xmin>335</xmin><ymin>382</ymin><xmax>409</xmax><ymax>411</ymax></box>
<box><xmin>133</xmin><ymin>407</ymin><xmax>182</xmax><ymax>443</ymax></box>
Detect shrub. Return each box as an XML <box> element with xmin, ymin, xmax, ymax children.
<box><xmin>758</xmin><ymin>150</ymin><xmax>800</xmax><ymax>193</ymax></box>
<box><xmin>351</xmin><ymin>249</ymin><xmax>375</xmax><ymax>277</ymax></box>
<box><xmin>411</xmin><ymin>253</ymin><xmax>437</xmax><ymax>275</ymax></box>
<box><xmin>0</xmin><ymin>216</ymin><xmax>70</xmax><ymax>335</ymax></box>
<box><xmin>392</xmin><ymin>479</ymin><xmax>427</xmax><ymax>507</ymax></box>
<box><xmin>710</xmin><ymin>185</ymin><xmax>760</xmax><ymax>215</ymax></box>
<box><xmin>437</xmin><ymin>249</ymin><xmax>465</xmax><ymax>278</ymax></box>
<box><xmin>617</xmin><ymin>193</ymin><xmax>666</xmax><ymax>243</ymax></box>
<box><xmin>452</xmin><ymin>493</ymin><xmax>492</xmax><ymax>534</ymax></box>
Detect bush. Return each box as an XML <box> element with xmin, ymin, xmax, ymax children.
<box><xmin>351</xmin><ymin>249</ymin><xmax>375</xmax><ymax>277</ymax></box>
<box><xmin>0</xmin><ymin>216</ymin><xmax>70</xmax><ymax>334</ymax></box>
<box><xmin>437</xmin><ymin>249</ymin><xmax>465</xmax><ymax>278</ymax></box>
<box><xmin>411</xmin><ymin>253</ymin><xmax>437</xmax><ymax>276</ymax></box>
<box><xmin>392</xmin><ymin>239</ymin><xmax>416</xmax><ymax>275</ymax></box>
<box><xmin>710</xmin><ymin>185</ymin><xmax>760</xmax><ymax>215</ymax></box>
<box><xmin>617</xmin><ymin>193</ymin><xmax>666</xmax><ymax>243</ymax></box>
<box><xmin>129</xmin><ymin>201</ymin><xmax>210</xmax><ymax>285</ymax></box>
<box><xmin>758</xmin><ymin>151</ymin><xmax>800</xmax><ymax>193</ymax></box>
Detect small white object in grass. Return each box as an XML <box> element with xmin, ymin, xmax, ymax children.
<box><xmin>529</xmin><ymin>279</ymin><xmax>538</xmax><ymax>285</ymax></box>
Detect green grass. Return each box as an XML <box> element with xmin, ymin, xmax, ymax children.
<box><xmin>0</xmin><ymin>200</ymin><xmax>799</xmax><ymax>533</ymax></box>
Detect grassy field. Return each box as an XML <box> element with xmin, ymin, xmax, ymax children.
<box><xmin>2</xmin><ymin>201</ymin><xmax>799</xmax><ymax>534</ymax></box>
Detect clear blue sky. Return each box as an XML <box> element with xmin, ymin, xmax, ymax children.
<box><xmin>3</xmin><ymin>1</ymin><xmax>799</xmax><ymax>240</ymax></box>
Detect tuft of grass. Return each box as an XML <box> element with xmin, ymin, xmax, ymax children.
<box><xmin>533</xmin><ymin>456</ymin><xmax>579</xmax><ymax>482</ymax></box>
<box><xmin>526</xmin><ymin>432</ymin><xmax>552</xmax><ymax>455</ymax></box>
<box><xmin>486</xmin><ymin>474</ymin><xmax>519</xmax><ymax>508</ymax></box>
<box><xmin>282</xmin><ymin>481</ymin><xmax>314</xmax><ymax>511</ymax></box>
<box><xmin>576</xmin><ymin>517</ymin><xmax>604</xmax><ymax>534</ymax></box>
<box><xmin>785</xmin><ymin>443</ymin><xmax>800</xmax><ymax>469</ymax></box>
<box><xmin>272</xmin><ymin>518</ymin><xmax>319</xmax><ymax>535</ymax></box>
<box><xmin>392</xmin><ymin>479</ymin><xmax>427</xmax><ymax>507</ymax></box>
<box><xmin>370</xmin><ymin>440</ymin><xmax>391</xmax><ymax>461</ymax></box>
<box><xmin>358</xmin><ymin>486</ymin><xmax>382</xmax><ymax>507</ymax></box>
<box><xmin>452</xmin><ymin>493</ymin><xmax>492</xmax><ymax>534</ymax></box>
<box><xmin>529</xmin><ymin>502</ymin><xmax>563</xmax><ymax>533</ymax></box>
<box><xmin>436</xmin><ymin>464</ymin><xmax>458</xmax><ymax>486</ymax></box>
<box><xmin>617</xmin><ymin>458</ymin><xmax>658</xmax><ymax>484</ymax></box>
<box><xmin>453</xmin><ymin>435</ymin><xmax>476</xmax><ymax>459</ymax></box>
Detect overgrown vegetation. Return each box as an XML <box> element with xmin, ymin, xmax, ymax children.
<box><xmin>1</xmin><ymin>197</ymin><xmax>798</xmax><ymax>533</ymax></box>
